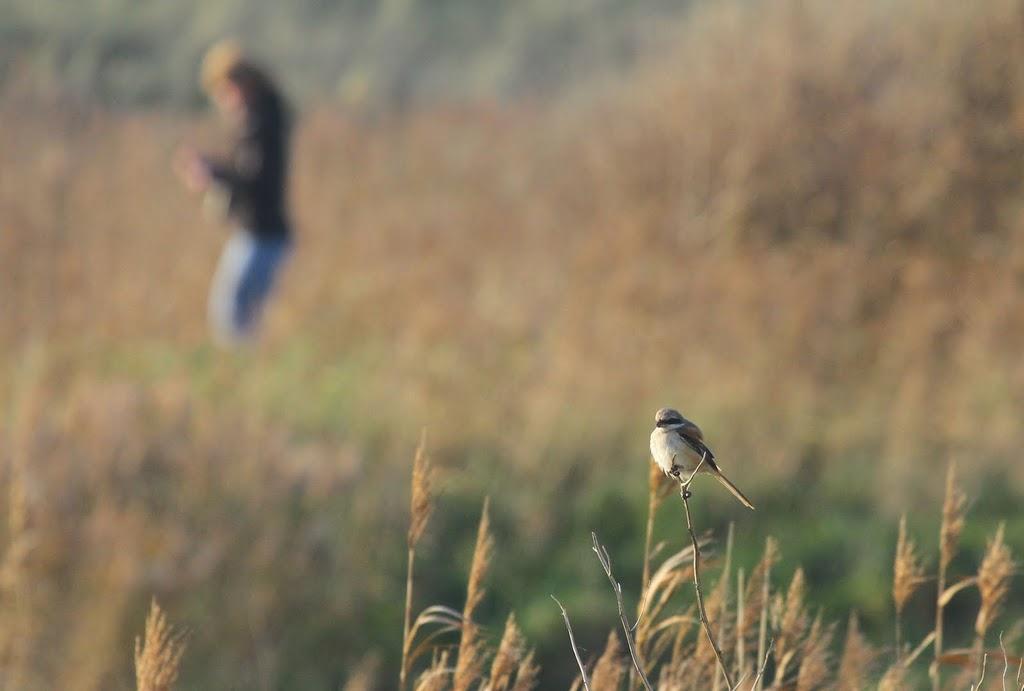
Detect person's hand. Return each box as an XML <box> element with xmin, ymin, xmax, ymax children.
<box><xmin>173</xmin><ymin>145</ymin><xmax>211</xmax><ymax>193</ymax></box>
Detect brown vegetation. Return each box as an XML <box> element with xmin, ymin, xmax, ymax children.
<box><xmin>6</xmin><ymin>0</ymin><xmax>1024</xmax><ymax>498</ymax></box>
<box><xmin>542</xmin><ymin>452</ymin><xmax>1020</xmax><ymax>689</ymax></box>
<box><xmin>1</xmin><ymin>0</ymin><xmax>1024</xmax><ymax>687</ymax></box>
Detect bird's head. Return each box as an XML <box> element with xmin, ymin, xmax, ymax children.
<box><xmin>654</xmin><ymin>407</ymin><xmax>686</xmax><ymax>428</ymax></box>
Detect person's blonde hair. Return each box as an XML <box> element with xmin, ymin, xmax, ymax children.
<box><xmin>200</xmin><ymin>39</ymin><xmax>245</xmax><ymax>95</ymax></box>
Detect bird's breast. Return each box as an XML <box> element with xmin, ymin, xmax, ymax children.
<box><xmin>653</xmin><ymin>429</ymin><xmax>703</xmax><ymax>473</ymax></box>
<box><xmin>650</xmin><ymin>429</ymin><xmax>678</xmax><ymax>473</ymax></box>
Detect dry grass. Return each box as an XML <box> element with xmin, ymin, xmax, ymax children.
<box><xmin>893</xmin><ymin>514</ymin><xmax>926</xmax><ymax>661</ymax></box>
<box><xmin>134</xmin><ymin>600</ymin><xmax>186</xmax><ymax>691</ymax></box>
<box><xmin>402</xmin><ymin>432</ymin><xmax>435</xmax><ymax>690</ymax></box>
<box><xmin>773</xmin><ymin>568</ymin><xmax>809</xmax><ymax>684</ymax></box>
<box><xmin>795</xmin><ymin>613</ymin><xmax>833</xmax><ymax>691</ymax></box>
<box><xmin>836</xmin><ymin>613</ymin><xmax>875</xmax><ymax>691</ymax></box>
<box><xmin>402</xmin><ymin>486</ymin><xmax>540</xmax><ymax>691</ymax></box>
<box><xmin>546</xmin><ymin>455</ymin><xmax>1020</xmax><ymax>689</ymax></box>
<box><xmin>976</xmin><ymin>524</ymin><xmax>1015</xmax><ymax>658</ymax></box>
<box><xmin>342</xmin><ymin>655</ymin><xmax>381</xmax><ymax>691</ymax></box>
<box><xmin>590</xmin><ymin>631</ymin><xmax>625</xmax><ymax>691</ymax></box>
<box><xmin>452</xmin><ymin>498</ymin><xmax>495</xmax><ymax>691</ymax></box>
<box><xmin>510</xmin><ymin>652</ymin><xmax>540</xmax><ymax>691</ymax></box>
<box><xmin>486</xmin><ymin>614</ymin><xmax>526</xmax><ymax>691</ymax></box>
<box><xmin>933</xmin><ymin>462</ymin><xmax>968</xmax><ymax>689</ymax></box>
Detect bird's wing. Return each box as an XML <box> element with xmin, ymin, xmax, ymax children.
<box><xmin>674</xmin><ymin>427</ymin><xmax>721</xmax><ymax>470</ymax></box>
<box><xmin>678</xmin><ymin>418</ymin><xmax>703</xmax><ymax>440</ymax></box>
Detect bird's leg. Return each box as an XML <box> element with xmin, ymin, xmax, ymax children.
<box><xmin>668</xmin><ymin>454</ymin><xmax>681</xmax><ymax>480</ymax></box>
<box><xmin>678</xmin><ymin>451</ymin><xmax>707</xmax><ymax>501</ymax></box>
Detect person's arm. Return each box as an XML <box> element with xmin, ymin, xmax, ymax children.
<box><xmin>203</xmin><ymin>126</ymin><xmax>265</xmax><ymax>199</ymax></box>
<box><xmin>173</xmin><ymin>145</ymin><xmax>211</xmax><ymax>193</ymax></box>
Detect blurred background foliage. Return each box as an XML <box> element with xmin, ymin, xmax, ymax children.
<box><xmin>0</xmin><ymin>0</ymin><xmax>688</xmax><ymax>108</ymax></box>
<box><xmin>2</xmin><ymin>0</ymin><xmax>1024</xmax><ymax>687</ymax></box>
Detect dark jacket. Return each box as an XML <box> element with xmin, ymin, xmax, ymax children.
<box><xmin>205</xmin><ymin>90</ymin><xmax>291</xmax><ymax>240</ymax></box>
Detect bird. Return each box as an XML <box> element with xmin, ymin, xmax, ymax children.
<box><xmin>650</xmin><ymin>407</ymin><xmax>755</xmax><ymax>510</ymax></box>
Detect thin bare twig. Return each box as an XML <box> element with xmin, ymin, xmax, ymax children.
<box><xmin>552</xmin><ymin>596</ymin><xmax>591</xmax><ymax>691</ymax></box>
<box><xmin>1001</xmin><ymin>632</ymin><xmax>1009</xmax><ymax>691</ymax></box>
<box><xmin>749</xmin><ymin>639</ymin><xmax>775</xmax><ymax>690</ymax></box>
<box><xmin>714</xmin><ymin>523</ymin><xmax>735</xmax><ymax>691</ymax></box>
<box><xmin>736</xmin><ymin>568</ymin><xmax>746</xmax><ymax>680</ymax></box>
<box><xmin>678</xmin><ymin>453</ymin><xmax>735</xmax><ymax>689</ymax></box>
<box><xmin>591</xmin><ymin>532</ymin><xmax>653</xmax><ymax>690</ymax></box>
<box><xmin>756</xmin><ymin>542</ymin><xmax>771</xmax><ymax>691</ymax></box>
<box><xmin>974</xmin><ymin>653</ymin><xmax>989</xmax><ymax>691</ymax></box>
<box><xmin>905</xmin><ymin>631</ymin><xmax>937</xmax><ymax>668</ymax></box>
<box><xmin>400</xmin><ymin>545</ymin><xmax>417</xmax><ymax>691</ymax></box>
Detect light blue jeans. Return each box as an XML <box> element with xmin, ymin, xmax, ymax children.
<box><xmin>208</xmin><ymin>231</ymin><xmax>291</xmax><ymax>345</ymax></box>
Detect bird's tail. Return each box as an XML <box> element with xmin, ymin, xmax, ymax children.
<box><xmin>711</xmin><ymin>469</ymin><xmax>755</xmax><ymax>510</ymax></box>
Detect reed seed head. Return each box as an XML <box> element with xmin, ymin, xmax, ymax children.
<box><xmin>940</xmin><ymin>463</ymin><xmax>967</xmax><ymax>572</ymax></box>
<box><xmin>591</xmin><ymin>631</ymin><xmax>626</xmax><ymax>691</ymax></box>
<box><xmin>510</xmin><ymin>650</ymin><xmax>540</xmax><ymax>691</ymax></box>
<box><xmin>408</xmin><ymin>430</ymin><xmax>434</xmax><ymax>550</ymax></box>
<box><xmin>975</xmin><ymin>522</ymin><xmax>1014</xmax><ymax>639</ymax></box>
<box><xmin>836</xmin><ymin>612</ymin><xmax>874</xmax><ymax>691</ymax></box>
<box><xmin>796</xmin><ymin>612</ymin><xmax>833</xmax><ymax>691</ymax></box>
<box><xmin>893</xmin><ymin>515</ymin><xmax>925</xmax><ymax>615</ymax></box>
<box><xmin>134</xmin><ymin>599</ymin><xmax>187</xmax><ymax>691</ymax></box>
<box><xmin>775</xmin><ymin>567</ymin><xmax>808</xmax><ymax>672</ymax></box>
<box><xmin>488</xmin><ymin>613</ymin><xmax>525</xmax><ymax>691</ymax></box>
<box><xmin>453</xmin><ymin>497</ymin><xmax>495</xmax><ymax>691</ymax></box>
<box><xmin>415</xmin><ymin>651</ymin><xmax>451</xmax><ymax>691</ymax></box>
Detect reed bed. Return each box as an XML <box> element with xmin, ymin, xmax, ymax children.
<box><xmin>383</xmin><ymin>448</ymin><xmax>1021</xmax><ymax>689</ymax></box>
<box><xmin>540</xmin><ymin>460</ymin><xmax>1020</xmax><ymax>689</ymax></box>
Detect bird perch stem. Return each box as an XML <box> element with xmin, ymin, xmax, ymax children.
<box><xmin>679</xmin><ymin>454</ymin><xmax>735</xmax><ymax>689</ymax></box>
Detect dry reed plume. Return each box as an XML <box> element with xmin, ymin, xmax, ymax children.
<box><xmin>795</xmin><ymin>613</ymin><xmax>833</xmax><ymax>691</ymax></box>
<box><xmin>452</xmin><ymin>497</ymin><xmax>495</xmax><ymax>691</ymax></box>
<box><xmin>836</xmin><ymin>613</ymin><xmax>875</xmax><ymax>691</ymax></box>
<box><xmin>485</xmin><ymin>614</ymin><xmax>526</xmax><ymax>691</ymax></box>
<box><xmin>590</xmin><ymin>631</ymin><xmax>626</xmax><ymax>691</ymax></box>
<box><xmin>342</xmin><ymin>655</ymin><xmax>381</xmax><ymax>691</ymax></box>
<box><xmin>893</xmin><ymin>514</ymin><xmax>926</xmax><ymax>663</ymax></box>
<box><xmin>400</xmin><ymin>452</ymin><xmax>539</xmax><ymax>691</ymax></box>
<box><xmin>932</xmin><ymin>462</ymin><xmax>967</xmax><ymax>690</ymax></box>
<box><xmin>402</xmin><ymin>431</ymin><xmax>435</xmax><ymax>691</ymax></box>
<box><xmin>133</xmin><ymin>599</ymin><xmax>187</xmax><ymax>691</ymax></box>
<box><xmin>773</xmin><ymin>568</ymin><xmax>808</xmax><ymax>684</ymax></box>
<box><xmin>975</xmin><ymin>523</ymin><xmax>1015</xmax><ymax>674</ymax></box>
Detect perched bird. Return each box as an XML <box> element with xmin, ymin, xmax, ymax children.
<box><xmin>650</xmin><ymin>407</ymin><xmax>755</xmax><ymax>510</ymax></box>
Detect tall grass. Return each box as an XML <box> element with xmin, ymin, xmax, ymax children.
<box><xmin>546</xmin><ymin>457</ymin><xmax>1020</xmax><ymax>688</ymax></box>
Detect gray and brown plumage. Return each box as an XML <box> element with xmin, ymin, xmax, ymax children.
<box><xmin>649</xmin><ymin>407</ymin><xmax>755</xmax><ymax>510</ymax></box>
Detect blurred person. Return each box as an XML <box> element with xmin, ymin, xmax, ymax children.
<box><xmin>174</xmin><ymin>40</ymin><xmax>293</xmax><ymax>346</ymax></box>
